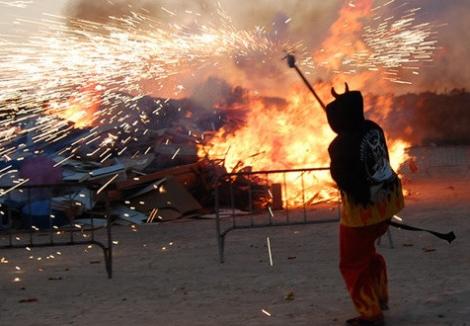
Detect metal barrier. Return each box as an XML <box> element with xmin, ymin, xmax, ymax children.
<box><xmin>215</xmin><ymin>167</ymin><xmax>340</xmax><ymax>263</ymax></box>
<box><xmin>0</xmin><ymin>183</ymin><xmax>113</xmax><ymax>278</ymax></box>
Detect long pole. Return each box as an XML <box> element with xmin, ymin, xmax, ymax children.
<box><xmin>284</xmin><ymin>54</ymin><xmax>456</xmax><ymax>245</ymax></box>
<box><xmin>284</xmin><ymin>54</ymin><xmax>326</xmax><ymax>111</ymax></box>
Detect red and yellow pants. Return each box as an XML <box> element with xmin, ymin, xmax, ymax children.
<box><xmin>339</xmin><ymin>220</ymin><xmax>389</xmax><ymax>320</ymax></box>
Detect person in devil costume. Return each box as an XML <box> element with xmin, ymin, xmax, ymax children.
<box><xmin>326</xmin><ymin>83</ymin><xmax>404</xmax><ymax>326</ymax></box>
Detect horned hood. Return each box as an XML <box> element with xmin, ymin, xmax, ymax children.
<box><xmin>326</xmin><ymin>87</ymin><xmax>365</xmax><ymax>134</ymax></box>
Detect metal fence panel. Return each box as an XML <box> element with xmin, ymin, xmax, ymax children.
<box><xmin>0</xmin><ymin>183</ymin><xmax>113</xmax><ymax>278</ymax></box>
<box><xmin>215</xmin><ymin>167</ymin><xmax>340</xmax><ymax>263</ymax></box>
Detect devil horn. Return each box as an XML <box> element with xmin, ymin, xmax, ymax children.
<box><xmin>331</xmin><ymin>87</ymin><xmax>339</xmax><ymax>99</ymax></box>
<box><xmin>345</xmin><ymin>82</ymin><xmax>349</xmax><ymax>93</ymax></box>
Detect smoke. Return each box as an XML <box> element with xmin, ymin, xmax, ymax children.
<box><xmin>368</xmin><ymin>0</ymin><xmax>470</xmax><ymax>93</ymax></box>
<box><xmin>63</xmin><ymin>0</ymin><xmax>341</xmax><ymax>93</ymax></box>
<box><xmin>65</xmin><ymin>0</ymin><xmax>160</xmax><ymax>25</ymax></box>
<box><xmin>374</xmin><ymin>90</ymin><xmax>470</xmax><ymax>146</ymax></box>
<box><xmin>63</xmin><ymin>0</ymin><xmax>470</xmax><ymax>97</ymax></box>
<box><xmin>190</xmin><ymin>77</ymin><xmax>243</xmax><ymax>109</ymax></box>
<box><xmin>414</xmin><ymin>3</ymin><xmax>470</xmax><ymax>92</ymax></box>
<box><xmin>64</xmin><ymin>0</ymin><xmax>339</xmax><ymax>39</ymax></box>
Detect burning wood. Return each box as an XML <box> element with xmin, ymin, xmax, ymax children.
<box><xmin>0</xmin><ymin>0</ymin><xmax>464</xmax><ymax>249</ymax></box>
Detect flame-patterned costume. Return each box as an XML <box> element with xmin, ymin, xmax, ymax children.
<box><xmin>326</xmin><ymin>85</ymin><xmax>404</xmax><ymax>325</ymax></box>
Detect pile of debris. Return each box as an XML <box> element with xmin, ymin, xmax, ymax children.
<box><xmin>0</xmin><ymin>90</ymin><xmax>272</xmax><ymax>229</ymax></box>
<box><xmin>0</xmin><ymin>155</ymin><xmax>231</xmax><ymax>229</ymax></box>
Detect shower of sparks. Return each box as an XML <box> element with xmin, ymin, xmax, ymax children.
<box><xmin>0</xmin><ymin>1</ymin><xmax>440</xmax><ymax>188</ymax></box>
<box><xmin>261</xmin><ymin>309</ymin><xmax>272</xmax><ymax>317</ymax></box>
<box><xmin>266</xmin><ymin>237</ymin><xmax>273</xmax><ymax>267</ymax></box>
<box><xmin>360</xmin><ymin>5</ymin><xmax>438</xmax><ymax>83</ymax></box>
<box><xmin>317</xmin><ymin>1</ymin><xmax>439</xmax><ymax>84</ymax></box>
<box><xmin>0</xmin><ymin>5</ymin><xmax>287</xmax><ymax>182</ymax></box>
<box><xmin>96</xmin><ymin>173</ymin><xmax>120</xmax><ymax>194</ymax></box>
<box><xmin>0</xmin><ymin>9</ymin><xmax>273</xmax><ymax>108</ymax></box>
<box><xmin>0</xmin><ymin>1</ymin><xmax>33</xmax><ymax>8</ymax></box>
<box><xmin>393</xmin><ymin>215</ymin><xmax>403</xmax><ymax>222</ymax></box>
<box><xmin>0</xmin><ymin>178</ymin><xmax>29</xmax><ymax>197</ymax></box>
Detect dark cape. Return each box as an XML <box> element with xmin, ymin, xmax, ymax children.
<box><xmin>326</xmin><ymin>89</ymin><xmax>404</xmax><ymax>227</ymax></box>
<box><xmin>327</xmin><ymin>90</ymin><xmax>397</xmax><ymax>206</ymax></box>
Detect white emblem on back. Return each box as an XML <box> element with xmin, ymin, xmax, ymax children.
<box><xmin>360</xmin><ymin>129</ymin><xmax>393</xmax><ymax>183</ymax></box>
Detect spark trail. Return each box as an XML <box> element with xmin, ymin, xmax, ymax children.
<box><xmin>0</xmin><ymin>1</ymin><xmax>440</xmax><ymax>179</ymax></box>
<box><xmin>0</xmin><ymin>5</ymin><xmax>281</xmax><ymax>168</ymax></box>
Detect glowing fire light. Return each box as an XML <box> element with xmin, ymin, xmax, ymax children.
<box><xmin>0</xmin><ymin>0</ymin><xmax>434</xmax><ymax>206</ymax></box>
<box><xmin>388</xmin><ymin>139</ymin><xmax>409</xmax><ymax>172</ymax></box>
<box><xmin>199</xmin><ymin>88</ymin><xmax>338</xmax><ymax>206</ymax></box>
<box><xmin>199</xmin><ymin>87</ymin><xmax>410</xmax><ymax>206</ymax></box>
<box><xmin>52</xmin><ymin>88</ymin><xmax>101</xmax><ymax>129</ymax></box>
<box><xmin>200</xmin><ymin>0</ymin><xmax>418</xmax><ymax>206</ymax></box>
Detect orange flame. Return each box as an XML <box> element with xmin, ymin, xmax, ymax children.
<box><xmin>200</xmin><ymin>89</ymin><xmax>333</xmax><ymax>172</ymax></box>
<box><xmin>199</xmin><ymin>0</ymin><xmax>410</xmax><ymax>206</ymax></box>
<box><xmin>199</xmin><ymin>88</ymin><xmax>337</xmax><ymax>206</ymax></box>
<box><xmin>315</xmin><ymin>0</ymin><xmax>373</xmax><ymax>71</ymax></box>
<box><xmin>199</xmin><ymin>86</ymin><xmax>409</xmax><ymax>206</ymax></box>
<box><xmin>53</xmin><ymin>85</ymin><xmax>101</xmax><ymax>129</ymax></box>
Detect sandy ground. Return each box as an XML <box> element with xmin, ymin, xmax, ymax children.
<box><xmin>0</xmin><ymin>175</ymin><xmax>469</xmax><ymax>326</ymax></box>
